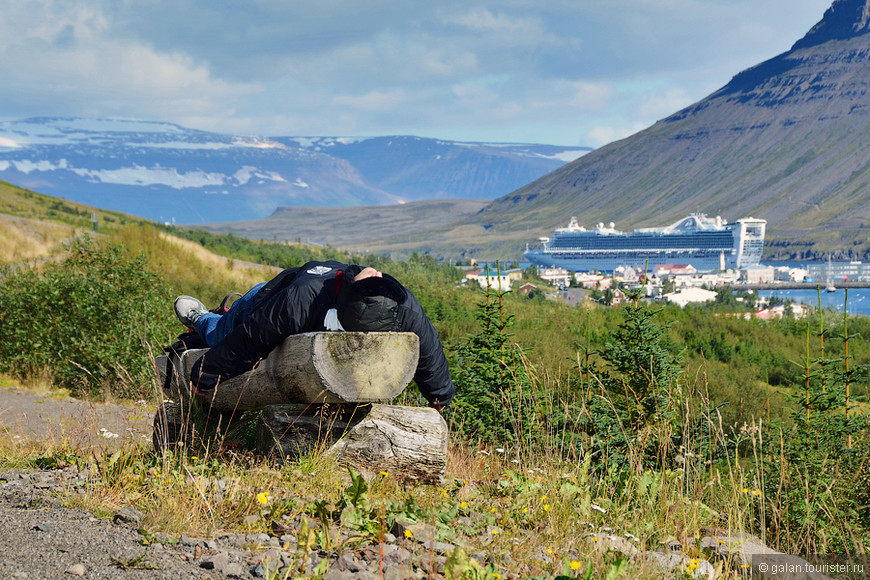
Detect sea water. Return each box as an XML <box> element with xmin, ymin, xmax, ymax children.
<box><xmin>756</xmin><ymin>287</ymin><xmax>870</xmax><ymax>317</ymax></box>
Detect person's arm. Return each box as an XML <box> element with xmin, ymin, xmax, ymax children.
<box><xmin>398</xmin><ymin>293</ymin><xmax>456</xmax><ymax>408</ymax></box>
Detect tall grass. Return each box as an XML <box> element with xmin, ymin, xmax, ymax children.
<box><xmin>452</xmin><ymin>288</ymin><xmax>870</xmax><ymax>560</ymax></box>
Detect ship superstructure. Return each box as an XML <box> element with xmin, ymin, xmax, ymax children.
<box><xmin>524</xmin><ymin>214</ymin><xmax>766</xmax><ymax>273</ymax></box>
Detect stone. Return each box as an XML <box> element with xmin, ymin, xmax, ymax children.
<box><xmin>65</xmin><ymin>563</ymin><xmax>86</xmax><ymax>576</ymax></box>
<box><xmin>699</xmin><ymin>530</ymin><xmax>830</xmax><ymax>580</ymax></box>
<box><xmin>113</xmin><ymin>505</ymin><xmax>143</xmax><ymax>527</ymax></box>
<box><xmin>224</xmin><ymin>562</ymin><xmax>246</xmax><ymax>578</ymax></box>
<box><xmin>250</xmin><ymin>561</ymin><xmax>267</xmax><ymax>577</ymax></box>
<box><xmin>200</xmin><ymin>553</ymin><xmax>230</xmax><ymax>571</ymax></box>
<box><xmin>338</xmin><ymin>551</ymin><xmax>363</xmax><ymax>572</ymax></box>
<box><xmin>395</xmin><ymin>519</ymin><xmax>437</xmax><ymax>543</ymax></box>
<box><xmin>246</xmin><ymin>533</ymin><xmax>271</xmax><ymax>545</ymax></box>
<box><xmin>178</xmin><ymin>534</ymin><xmax>201</xmax><ymax>547</ymax></box>
<box><xmin>422</xmin><ymin>540</ymin><xmax>455</xmax><ymax>555</ymax></box>
<box><xmin>383</xmin><ymin>546</ymin><xmax>412</xmax><ymax>568</ymax></box>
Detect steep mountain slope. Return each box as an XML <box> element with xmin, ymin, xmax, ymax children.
<box><xmin>0</xmin><ymin>118</ymin><xmax>586</xmax><ymax>225</ymax></box>
<box><xmin>457</xmin><ymin>0</ymin><xmax>870</xmax><ymax>261</ymax></box>
<box><xmin>278</xmin><ymin>136</ymin><xmax>585</xmax><ymax>200</ymax></box>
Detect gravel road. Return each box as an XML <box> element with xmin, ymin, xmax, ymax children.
<box><xmin>0</xmin><ymin>384</ymin><xmax>457</xmax><ymax>579</ymax></box>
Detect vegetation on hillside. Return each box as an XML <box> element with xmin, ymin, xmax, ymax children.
<box><xmin>1</xmin><ymin>191</ymin><xmax>868</xmax><ymax>576</ymax></box>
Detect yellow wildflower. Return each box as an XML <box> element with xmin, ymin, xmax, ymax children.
<box><xmin>570</xmin><ymin>561</ymin><xmax>582</xmax><ymax>570</ymax></box>
<box><xmin>404</xmin><ymin>529</ymin><xmax>413</xmax><ymax>538</ymax></box>
<box><xmin>256</xmin><ymin>491</ymin><xmax>270</xmax><ymax>505</ymax></box>
<box><xmin>460</xmin><ymin>501</ymin><xmax>468</xmax><ymax>509</ymax></box>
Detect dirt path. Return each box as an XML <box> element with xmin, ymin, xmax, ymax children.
<box><xmin>0</xmin><ymin>383</ymin><xmax>154</xmax><ymax>451</ymax></box>
<box><xmin>0</xmin><ymin>385</ymin><xmax>225</xmax><ymax>579</ymax></box>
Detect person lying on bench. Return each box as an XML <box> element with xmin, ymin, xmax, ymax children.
<box><xmin>173</xmin><ymin>260</ymin><xmax>454</xmax><ymax>410</ymax></box>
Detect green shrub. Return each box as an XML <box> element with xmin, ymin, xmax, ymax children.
<box><xmin>0</xmin><ymin>236</ymin><xmax>176</xmax><ymax>398</ymax></box>
<box><xmin>450</xmin><ymin>282</ymin><xmax>538</xmax><ymax>446</ymax></box>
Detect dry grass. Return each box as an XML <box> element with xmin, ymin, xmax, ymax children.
<box><xmin>0</xmin><ymin>214</ymin><xmax>84</xmax><ymax>265</ymax></box>
<box><xmin>156</xmin><ymin>232</ymin><xmax>280</xmax><ymax>289</ymax></box>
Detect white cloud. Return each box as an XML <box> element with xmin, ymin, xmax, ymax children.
<box><xmin>0</xmin><ymin>0</ymin><xmax>833</xmax><ymax>146</ymax></box>
<box><xmin>333</xmin><ymin>90</ymin><xmax>407</xmax><ymax>111</ymax></box>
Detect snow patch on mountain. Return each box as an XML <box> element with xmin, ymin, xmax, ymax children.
<box><xmin>134</xmin><ymin>141</ymin><xmax>235</xmax><ymax>150</ymax></box>
<box><xmin>6</xmin><ymin>157</ymin><xmax>292</xmax><ymax>189</ymax></box>
<box><xmin>71</xmin><ymin>165</ymin><xmax>226</xmax><ymax>189</ymax></box>
<box><xmin>234</xmin><ymin>166</ymin><xmax>287</xmax><ymax>185</ymax></box>
<box><xmin>546</xmin><ymin>150</ymin><xmax>589</xmax><ymax>162</ymax></box>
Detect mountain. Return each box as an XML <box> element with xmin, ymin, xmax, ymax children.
<box><xmin>0</xmin><ymin>118</ymin><xmax>588</xmax><ymax>225</ymax></box>
<box><xmin>191</xmin><ymin>199</ymin><xmax>490</xmax><ymax>254</ymax></box>
<box><xmin>444</xmin><ymin>0</ymin><xmax>870</xmax><ymax>261</ymax></box>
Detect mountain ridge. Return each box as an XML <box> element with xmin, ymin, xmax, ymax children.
<box><xmin>0</xmin><ymin>117</ymin><xmax>588</xmax><ymax>225</ymax></box>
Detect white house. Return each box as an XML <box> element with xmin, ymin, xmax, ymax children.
<box><xmin>539</xmin><ymin>267</ymin><xmax>572</xmax><ymax>287</ymax></box>
<box><xmin>574</xmin><ymin>272</ymin><xmax>612</xmax><ymax>289</ymax></box>
<box><xmin>465</xmin><ymin>269</ymin><xmax>512</xmax><ymax>291</ymax></box>
<box><xmin>662</xmin><ymin>287</ymin><xmax>719</xmax><ymax>307</ymax></box>
<box><xmin>743</xmin><ymin>266</ymin><xmax>775</xmax><ymax>284</ymax></box>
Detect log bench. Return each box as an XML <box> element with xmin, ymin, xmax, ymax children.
<box><xmin>154</xmin><ymin>331</ymin><xmax>448</xmax><ymax>482</ymax></box>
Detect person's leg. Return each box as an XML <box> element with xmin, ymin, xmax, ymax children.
<box><xmin>195</xmin><ymin>282</ymin><xmax>267</xmax><ymax>345</ymax></box>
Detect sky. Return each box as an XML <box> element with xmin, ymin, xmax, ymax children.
<box><xmin>0</xmin><ymin>0</ymin><xmax>835</xmax><ymax>148</ymax></box>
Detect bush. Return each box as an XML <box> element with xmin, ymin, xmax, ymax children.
<box><xmin>449</xmin><ymin>284</ymin><xmax>538</xmax><ymax>446</ymax></box>
<box><xmin>0</xmin><ymin>236</ymin><xmax>176</xmax><ymax>398</ymax></box>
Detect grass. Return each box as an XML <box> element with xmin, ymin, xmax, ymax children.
<box><xmin>1</xmin><ymin>184</ymin><xmax>866</xmax><ymax>577</ymax></box>
<box><xmin>2</xmin><ymin>364</ymin><xmax>837</xmax><ymax>580</ymax></box>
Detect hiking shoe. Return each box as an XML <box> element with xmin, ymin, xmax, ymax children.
<box><xmin>174</xmin><ymin>295</ymin><xmax>208</xmax><ymax>328</ymax></box>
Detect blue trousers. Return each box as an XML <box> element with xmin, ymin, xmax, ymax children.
<box><xmin>194</xmin><ymin>282</ymin><xmax>267</xmax><ymax>346</ymax></box>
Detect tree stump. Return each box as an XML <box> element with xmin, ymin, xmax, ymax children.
<box><xmin>156</xmin><ymin>331</ymin><xmax>420</xmax><ymax>411</ymax></box>
<box><xmin>256</xmin><ymin>403</ymin><xmax>448</xmax><ymax>484</ymax></box>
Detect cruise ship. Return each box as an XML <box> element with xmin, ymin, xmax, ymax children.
<box><xmin>524</xmin><ymin>214</ymin><xmax>766</xmax><ymax>273</ymax></box>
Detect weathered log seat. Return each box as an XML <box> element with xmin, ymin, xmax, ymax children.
<box><xmin>156</xmin><ymin>331</ymin><xmax>420</xmax><ymax>410</ymax></box>
<box><xmin>153</xmin><ymin>331</ymin><xmax>448</xmax><ymax>482</ymax></box>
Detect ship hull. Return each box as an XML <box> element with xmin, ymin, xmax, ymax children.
<box><xmin>524</xmin><ymin>248</ymin><xmax>727</xmax><ymax>273</ymax></box>
<box><xmin>524</xmin><ymin>215</ymin><xmax>766</xmax><ymax>273</ymax></box>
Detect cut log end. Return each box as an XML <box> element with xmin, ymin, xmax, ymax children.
<box><xmin>257</xmin><ymin>403</ymin><xmax>448</xmax><ymax>484</ymax></box>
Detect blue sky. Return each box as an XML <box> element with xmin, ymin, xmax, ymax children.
<box><xmin>0</xmin><ymin>1</ymin><xmax>833</xmax><ymax>147</ymax></box>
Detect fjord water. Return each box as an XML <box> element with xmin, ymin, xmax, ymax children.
<box><xmin>756</xmin><ymin>287</ymin><xmax>870</xmax><ymax>317</ymax></box>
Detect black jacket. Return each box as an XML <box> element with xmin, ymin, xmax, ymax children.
<box><xmin>192</xmin><ymin>261</ymin><xmax>455</xmax><ymax>406</ymax></box>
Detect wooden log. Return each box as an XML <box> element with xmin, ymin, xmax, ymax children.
<box><xmin>156</xmin><ymin>331</ymin><xmax>420</xmax><ymax>411</ymax></box>
<box><xmin>256</xmin><ymin>403</ymin><xmax>448</xmax><ymax>484</ymax></box>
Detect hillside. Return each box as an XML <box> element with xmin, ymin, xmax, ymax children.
<box><xmin>191</xmin><ymin>199</ymin><xmax>489</xmax><ymax>257</ymax></box>
<box><xmin>1</xmin><ymin>177</ymin><xmax>867</xmax><ymax>573</ymax></box>
<box><xmin>410</xmin><ymin>0</ymin><xmax>870</xmax><ymax>262</ymax></box>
